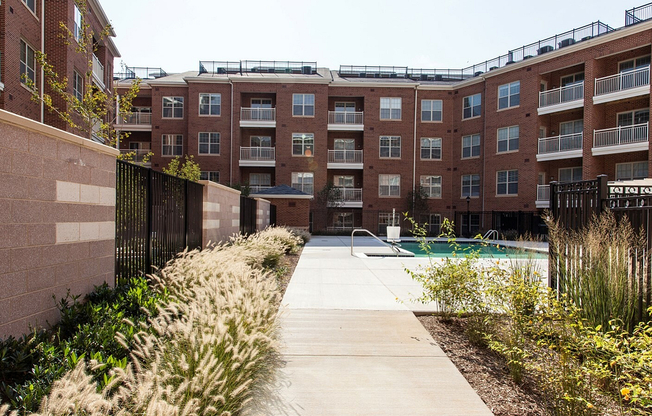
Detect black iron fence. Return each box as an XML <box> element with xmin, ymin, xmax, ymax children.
<box><xmin>626</xmin><ymin>2</ymin><xmax>652</xmax><ymax>26</ymax></box>
<box><xmin>240</xmin><ymin>196</ymin><xmax>257</xmax><ymax>235</ymax></box>
<box><xmin>115</xmin><ymin>160</ymin><xmax>203</xmax><ymax>285</ymax></box>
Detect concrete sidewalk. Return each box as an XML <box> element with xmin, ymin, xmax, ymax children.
<box><xmin>262</xmin><ymin>236</ymin><xmax>494</xmax><ymax>416</ymax></box>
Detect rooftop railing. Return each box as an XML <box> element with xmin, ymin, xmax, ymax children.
<box><xmin>626</xmin><ymin>2</ymin><xmax>652</xmax><ymax>26</ymax></box>
<box><xmin>539</xmin><ymin>82</ymin><xmax>584</xmax><ymax>107</ymax></box>
<box><xmin>594</xmin><ymin>66</ymin><xmax>650</xmax><ymax>96</ymax></box>
<box><xmin>199</xmin><ymin>60</ymin><xmax>317</xmax><ymax>75</ymax></box>
<box><xmin>114</xmin><ymin>66</ymin><xmax>168</xmax><ymax>80</ymax></box>
<box><xmin>338</xmin><ymin>65</ymin><xmax>408</xmax><ymax>78</ymax></box>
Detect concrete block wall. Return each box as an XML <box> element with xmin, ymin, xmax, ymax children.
<box><xmin>255</xmin><ymin>198</ymin><xmax>271</xmax><ymax>231</ymax></box>
<box><xmin>200</xmin><ymin>180</ymin><xmax>241</xmax><ymax>245</ymax></box>
<box><xmin>0</xmin><ymin>109</ymin><xmax>118</xmax><ymax>338</ymax></box>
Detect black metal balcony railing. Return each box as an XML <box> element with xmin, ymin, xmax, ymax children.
<box><xmin>199</xmin><ymin>60</ymin><xmax>318</xmax><ymax>76</ymax></box>
<box><xmin>339</xmin><ymin>21</ymin><xmax>613</xmax><ymax>82</ymax></box>
<box><xmin>114</xmin><ymin>66</ymin><xmax>168</xmax><ymax>80</ymax></box>
<box><xmin>626</xmin><ymin>2</ymin><xmax>652</xmax><ymax>26</ymax></box>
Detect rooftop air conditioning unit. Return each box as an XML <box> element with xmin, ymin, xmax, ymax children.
<box><xmin>420</xmin><ymin>74</ymin><xmax>429</xmax><ymax>81</ymax></box>
<box><xmin>434</xmin><ymin>74</ymin><xmax>443</xmax><ymax>81</ymax></box>
<box><xmin>538</xmin><ymin>45</ymin><xmax>554</xmax><ymax>55</ymax></box>
<box><xmin>558</xmin><ymin>38</ymin><xmax>576</xmax><ymax>48</ymax></box>
<box><xmin>302</xmin><ymin>65</ymin><xmax>312</xmax><ymax>74</ymax></box>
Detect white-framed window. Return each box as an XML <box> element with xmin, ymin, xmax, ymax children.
<box><xmin>379</xmin><ymin>174</ymin><xmax>400</xmax><ymax>197</ymax></box>
<box><xmin>251</xmin><ymin>136</ymin><xmax>272</xmax><ymax>147</ymax></box>
<box><xmin>252</xmin><ymin>98</ymin><xmax>272</xmax><ymax>108</ymax></box>
<box><xmin>334</xmin><ymin>175</ymin><xmax>354</xmax><ymax>187</ymax></box>
<box><xmin>249</xmin><ymin>173</ymin><xmax>271</xmax><ymax>191</ymax></box>
<box><xmin>333</xmin><ymin>212</ymin><xmax>354</xmax><ymax>229</ymax></box>
<box><xmin>421</xmin><ymin>99</ymin><xmax>442</xmax><ymax>122</ymax></box>
<box><xmin>334</xmin><ymin>138</ymin><xmax>355</xmax><ymax>150</ymax></box>
<box><xmin>200</xmin><ymin>171</ymin><xmax>220</xmax><ymax>183</ymax></box>
<box><xmin>559</xmin><ymin>166</ymin><xmax>582</xmax><ymax>182</ymax></box>
<box><xmin>420</xmin><ymin>175</ymin><xmax>442</xmax><ymax>198</ymax></box>
<box><xmin>420</xmin><ymin>138</ymin><xmax>442</xmax><ymax>160</ymax></box>
<box><xmin>74</xmin><ymin>4</ymin><xmax>82</xmax><ymax>42</ymax></box>
<box><xmin>22</xmin><ymin>0</ymin><xmax>36</xmax><ymax>14</ymax></box>
<box><xmin>561</xmin><ymin>72</ymin><xmax>584</xmax><ymax>87</ymax></box>
<box><xmin>292</xmin><ymin>94</ymin><xmax>314</xmax><ymax>116</ymax></box>
<box><xmin>497</xmin><ymin>125</ymin><xmax>519</xmax><ymax>153</ymax></box>
<box><xmin>421</xmin><ymin>213</ymin><xmax>442</xmax><ymax>235</ymax></box>
<box><xmin>463</xmin><ymin>93</ymin><xmax>481</xmax><ymax>119</ymax></box>
<box><xmin>162</xmin><ymin>96</ymin><xmax>184</xmax><ymax>118</ymax></box>
<box><xmin>498</xmin><ymin>81</ymin><xmax>520</xmax><ymax>109</ymax></box>
<box><xmin>461</xmin><ymin>214</ymin><xmax>481</xmax><ymax>234</ymax></box>
<box><xmin>616</xmin><ymin>162</ymin><xmax>648</xmax><ymax>181</ymax></box>
<box><xmin>617</xmin><ymin>108</ymin><xmax>650</xmax><ymax>126</ymax></box>
<box><xmin>380</xmin><ymin>136</ymin><xmax>401</xmax><ymax>158</ymax></box>
<box><xmin>497</xmin><ymin>170</ymin><xmax>518</xmax><ymax>195</ymax></box>
<box><xmin>380</xmin><ymin>97</ymin><xmax>401</xmax><ymax>120</ymax></box>
<box><xmin>335</xmin><ymin>102</ymin><xmax>355</xmax><ymax>111</ymax></box>
<box><xmin>291</xmin><ymin>172</ymin><xmax>314</xmax><ymax>194</ymax></box>
<box><xmin>292</xmin><ymin>133</ymin><xmax>314</xmax><ymax>156</ymax></box>
<box><xmin>199</xmin><ymin>93</ymin><xmax>221</xmax><ymax>116</ymax></box>
<box><xmin>162</xmin><ymin>134</ymin><xmax>183</xmax><ymax>156</ymax></box>
<box><xmin>20</xmin><ymin>39</ymin><xmax>36</xmax><ymax>85</ymax></box>
<box><xmin>198</xmin><ymin>132</ymin><xmax>220</xmax><ymax>155</ymax></box>
<box><xmin>73</xmin><ymin>71</ymin><xmax>83</xmax><ymax>101</ymax></box>
<box><xmin>619</xmin><ymin>55</ymin><xmax>651</xmax><ymax>72</ymax></box>
<box><xmin>462</xmin><ymin>174</ymin><xmax>480</xmax><ymax>197</ymax></box>
<box><xmin>560</xmin><ymin>120</ymin><xmax>583</xmax><ymax>135</ymax></box>
<box><xmin>462</xmin><ymin>134</ymin><xmax>480</xmax><ymax>159</ymax></box>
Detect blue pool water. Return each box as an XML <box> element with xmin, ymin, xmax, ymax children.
<box><xmin>396</xmin><ymin>241</ymin><xmax>547</xmax><ymax>259</ymax></box>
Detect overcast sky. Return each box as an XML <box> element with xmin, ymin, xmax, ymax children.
<box><xmin>101</xmin><ymin>0</ymin><xmax>635</xmax><ymax>75</ymax></box>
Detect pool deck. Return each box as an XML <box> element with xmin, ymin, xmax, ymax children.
<box><xmin>259</xmin><ymin>236</ymin><xmax>547</xmax><ymax>415</ymax></box>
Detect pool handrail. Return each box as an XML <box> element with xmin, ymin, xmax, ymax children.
<box><xmin>351</xmin><ymin>228</ymin><xmax>401</xmax><ymax>257</ymax></box>
<box><xmin>483</xmin><ymin>229</ymin><xmax>499</xmax><ymax>240</ymax></box>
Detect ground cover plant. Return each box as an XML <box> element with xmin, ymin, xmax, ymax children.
<box><xmin>0</xmin><ymin>226</ymin><xmax>306</xmax><ymax>416</ymax></box>
<box><xmin>408</xmin><ymin>213</ymin><xmax>652</xmax><ymax>416</ymax></box>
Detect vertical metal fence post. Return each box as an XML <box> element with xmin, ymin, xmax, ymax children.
<box><xmin>145</xmin><ymin>168</ymin><xmax>152</xmax><ymax>276</ymax></box>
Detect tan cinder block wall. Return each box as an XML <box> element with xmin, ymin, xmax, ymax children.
<box><xmin>0</xmin><ymin>110</ymin><xmax>118</xmax><ymax>339</ymax></box>
<box><xmin>255</xmin><ymin>198</ymin><xmax>271</xmax><ymax>231</ymax></box>
<box><xmin>200</xmin><ymin>181</ymin><xmax>241</xmax><ymax>246</ymax></box>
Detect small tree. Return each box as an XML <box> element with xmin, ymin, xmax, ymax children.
<box><xmin>27</xmin><ymin>0</ymin><xmax>140</xmax><ymax>146</ymax></box>
<box><xmin>407</xmin><ymin>186</ymin><xmax>429</xmax><ymax>222</ymax></box>
<box><xmin>313</xmin><ymin>183</ymin><xmax>343</xmax><ymax>232</ymax></box>
<box><xmin>162</xmin><ymin>156</ymin><xmax>201</xmax><ymax>182</ymax></box>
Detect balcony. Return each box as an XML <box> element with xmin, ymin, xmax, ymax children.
<box><xmin>327</xmin><ymin>150</ymin><xmax>364</xmax><ymax>169</ymax></box>
<box><xmin>594</xmin><ymin>66</ymin><xmax>650</xmax><ymax>104</ymax></box>
<box><xmin>92</xmin><ymin>53</ymin><xmax>105</xmax><ymax>90</ymax></box>
<box><xmin>116</xmin><ymin>110</ymin><xmax>152</xmax><ymax>131</ymax></box>
<box><xmin>592</xmin><ymin>122</ymin><xmax>649</xmax><ymax>156</ymax></box>
<box><xmin>536</xmin><ymin>133</ymin><xmax>583</xmax><ymax>161</ymax></box>
<box><xmin>119</xmin><ymin>149</ymin><xmax>151</xmax><ymax>166</ymax></box>
<box><xmin>240</xmin><ymin>108</ymin><xmax>276</xmax><ymax>128</ymax></box>
<box><xmin>536</xmin><ymin>185</ymin><xmax>550</xmax><ymax>208</ymax></box>
<box><xmin>239</xmin><ymin>147</ymin><xmax>276</xmax><ymax>167</ymax></box>
<box><xmin>327</xmin><ymin>111</ymin><xmax>364</xmax><ymax>131</ymax></box>
<box><xmin>328</xmin><ymin>187</ymin><xmax>363</xmax><ymax>208</ymax></box>
<box><xmin>537</xmin><ymin>82</ymin><xmax>584</xmax><ymax>115</ymax></box>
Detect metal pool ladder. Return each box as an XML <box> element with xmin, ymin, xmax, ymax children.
<box><xmin>350</xmin><ymin>228</ymin><xmax>402</xmax><ymax>257</ymax></box>
<box><xmin>482</xmin><ymin>229</ymin><xmax>499</xmax><ymax>240</ymax></box>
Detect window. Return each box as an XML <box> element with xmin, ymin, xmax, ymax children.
<box><xmin>462</xmin><ymin>134</ymin><xmax>480</xmax><ymax>158</ymax></box>
<box><xmin>334</xmin><ymin>102</ymin><xmax>357</xmax><ymax>123</ymax></box>
<box><xmin>251</xmin><ymin>136</ymin><xmax>272</xmax><ymax>147</ymax></box>
<box><xmin>463</xmin><ymin>93</ymin><xmax>481</xmax><ymax>119</ymax></box>
<box><xmin>199</xmin><ymin>93</ymin><xmax>221</xmax><ymax>116</ymax></box>
<box><xmin>22</xmin><ymin>0</ymin><xmax>36</xmax><ymax>14</ymax></box>
<box><xmin>291</xmin><ymin>172</ymin><xmax>314</xmax><ymax>194</ymax></box>
<box><xmin>462</xmin><ymin>174</ymin><xmax>480</xmax><ymax>197</ymax></box>
<box><xmin>560</xmin><ymin>120</ymin><xmax>583</xmax><ymax>135</ymax></box>
<box><xmin>380</xmin><ymin>136</ymin><xmax>401</xmax><ymax>158</ymax></box>
<box><xmin>421</xmin><ymin>213</ymin><xmax>442</xmax><ymax>235</ymax></box>
<box><xmin>379</xmin><ymin>174</ymin><xmax>400</xmax><ymax>197</ymax></box>
<box><xmin>420</xmin><ymin>138</ymin><xmax>442</xmax><ymax>160</ymax></box>
<box><xmin>20</xmin><ymin>40</ymin><xmax>35</xmax><ymax>85</ymax></box>
<box><xmin>200</xmin><ymin>171</ymin><xmax>220</xmax><ymax>183</ymax></box>
<box><xmin>163</xmin><ymin>97</ymin><xmax>184</xmax><ymax>118</ymax></box>
<box><xmin>74</xmin><ymin>5</ymin><xmax>82</xmax><ymax>42</ymax></box>
<box><xmin>498</xmin><ymin>81</ymin><xmax>520</xmax><ymax>109</ymax></box>
<box><xmin>162</xmin><ymin>134</ymin><xmax>183</xmax><ymax>156</ymax></box>
<box><xmin>497</xmin><ymin>126</ymin><xmax>519</xmax><ymax>152</ymax></box>
<box><xmin>249</xmin><ymin>173</ymin><xmax>271</xmax><ymax>192</ymax></box>
<box><xmin>293</xmin><ymin>94</ymin><xmax>314</xmax><ymax>116</ymax></box>
<box><xmin>252</xmin><ymin>98</ymin><xmax>272</xmax><ymax>108</ymax></box>
<box><xmin>461</xmin><ymin>214</ymin><xmax>481</xmax><ymax>235</ymax></box>
<box><xmin>561</xmin><ymin>73</ymin><xmax>584</xmax><ymax>87</ymax></box>
<box><xmin>333</xmin><ymin>212</ymin><xmax>354</xmax><ymax>229</ymax></box>
<box><xmin>616</xmin><ymin>162</ymin><xmax>648</xmax><ymax>181</ymax></box>
<box><xmin>292</xmin><ymin>133</ymin><xmax>314</xmax><ymax>156</ymax></box>
<box><xmin>380</xmin><ymin>97</ymin><xmax>401</xmax><ymax>120</ymax></box>
<box><xmin>559</xmin><ymin>167</ymin><xmax>582</xmax><ymax>182</ymax></box>
<box><xmin>497</xmin><ymin>170</ymin><xmax>518</xmax><ymax>195</ymax></box>
<box><xmin>618</xmin><ymin>109</ymin><xmax>650</xmax><ymax>126</ymax></box>
<box><xmin>420</xmin><ymin>175</ymin><xmax>442</xmax><ymax>198</ymax></box>
<box><xmin>73</xmin><ymin>71</ymin><xmax>83</xmax><ymax>101</ymax></box>
<box><xmin>619</xmin><ymin>55</ymin><xmax>651</xmax><ymax>72</ymax></box>
<box><xmin>334</xmin><ymin>175</ymin><xmax>354</xmax><ymax>188</ymax></box>
<box><xmin>198</xmin><ymin>132</ymin><xmax>220</xmax><ymax>155</ymax></box>
<box><xmin>421</xmin><ymin>99</ymin><xmax>442</xmax><ymax>122</ymax></box>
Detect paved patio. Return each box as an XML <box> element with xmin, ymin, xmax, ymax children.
<box><xmin>261</xmin><ymin>235</ymin><xmax>504</xmax><ymax>415</ymax></box>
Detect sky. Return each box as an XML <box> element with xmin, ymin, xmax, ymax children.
<box><xmin>101</xmin><ymin>0</ymin><xmax>636</xmax><ymax>75</ymax></box>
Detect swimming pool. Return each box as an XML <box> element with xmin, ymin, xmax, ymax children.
<box><xmin>396</xmin><ymin>241</ymin><xmax>548</xmax><ymax>259</ymax></box>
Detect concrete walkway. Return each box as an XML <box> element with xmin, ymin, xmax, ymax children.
<box><xmin>263</xmin><ymin>236</ymin><xmax>495</xmax><ymax>416</ymax></box>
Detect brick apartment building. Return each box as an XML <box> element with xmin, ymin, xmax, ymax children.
<box><xmin>110</xmin><ymin>4</ymin><xmax>652</xmax><ymax>235</ymax></box>
<box><xmin>0</xmin><ymin>0</ymin><xmax>118</xmax><ymax>134</ymax></box>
